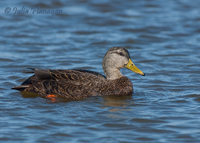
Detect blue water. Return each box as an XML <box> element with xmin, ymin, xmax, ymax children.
<box><xmin>0</xmin><ymin>0</ymin><xmax>200</xmax><ymax>142</ymax></box>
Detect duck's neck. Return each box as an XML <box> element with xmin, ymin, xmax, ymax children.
<box><xmin>104</xmin><ymin>68</ymin><xmax>123</xmax><ymax>80</ymax></box>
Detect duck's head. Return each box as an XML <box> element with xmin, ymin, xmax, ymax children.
<box><xmin>102</xmin><ymin>47</ymin><xmax>145</xmax><ymax>80</ymax></box>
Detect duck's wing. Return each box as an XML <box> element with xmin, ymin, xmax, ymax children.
<box><xmin>12</xmin><ymin>69</ymin><xmax>105</xmax><ymax>99</ymax></box>
<box><xmin>32</xmin><ymin>68</ymin><xmax>106</xmax><ymax>81</ymax></box>
<box><xmin>12</xmin><ymin>68</ymin><xmax>106</xmax><ymax>98</ymax></box>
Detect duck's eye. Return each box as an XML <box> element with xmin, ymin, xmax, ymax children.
<box><xmin>119</xmin><ymin>52</ymin><xmax>124</xmax><ymax>56</ymax></box>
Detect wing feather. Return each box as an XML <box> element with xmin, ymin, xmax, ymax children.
<box><xmin>33</xmin><ymin>69</ymin><xmax>106</xmax><ymax>81</ymax></box>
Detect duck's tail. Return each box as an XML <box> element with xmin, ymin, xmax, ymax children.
<box><xmin>11</xmin><ymin>85</ymin><xmax>30</xmax><ymax>91</ymax></box>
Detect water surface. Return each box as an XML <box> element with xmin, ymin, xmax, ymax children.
<box><xmin>0</xmin><ymin>0</ymin><xmax>200</xmax><ymax>142</ymax></box>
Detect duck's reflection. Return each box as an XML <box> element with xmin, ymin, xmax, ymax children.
<box><xmin>21</xmin><ymin>91</ymin><xmax>39</xmax><ymax>98</ymax></box>
<box><xmin>21</xmin><ymin>91</ymin><xmax>134</xmax><ymax>106</ymax></box>
<box><xmin>100</xmin><ymin>95</ymin><xmax>133</xmax><ymax>119</ymax></box>
<box><xmin>21</xmin><ymin>91</ymin><xmax>86</xmax><ymax>103</ymax></box>
<box><xmin>101</xmin><ymin>94</ymin><xmax>133</xmax><ymax>108</ymax></box>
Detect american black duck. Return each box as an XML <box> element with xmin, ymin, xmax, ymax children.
<box><xmin>12</xmin><ymin>47</ymin><xmax>145</xmax><ymax>99</ymax></box>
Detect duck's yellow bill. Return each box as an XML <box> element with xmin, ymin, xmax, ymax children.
<box><xmin>124</xmin><ymin>59</ymin><xmax>145</xmax><ymax>76</ymax></box>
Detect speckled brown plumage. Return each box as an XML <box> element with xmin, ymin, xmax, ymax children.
<box><xmin>12</xmin><ymin>47</ymin><xmax>145</xmax><ymax>99</ymax></box>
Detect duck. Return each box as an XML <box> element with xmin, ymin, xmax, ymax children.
<box><xmin>12</xmin><ymin>47</ymin><xmax>145</xmax><ymax>100</ymax></box>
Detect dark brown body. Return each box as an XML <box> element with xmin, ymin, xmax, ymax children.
<box><xmin>13</xmin><ymin>69</ymin><xmax>133</xmax><ymax>99</ymax></box>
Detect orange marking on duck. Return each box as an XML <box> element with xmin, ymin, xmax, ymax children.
<box><xmin>46</xmin><ymin>94</ymin><xmax>57</xmax><ymax>98</ymax></box>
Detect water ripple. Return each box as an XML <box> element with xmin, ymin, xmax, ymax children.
<box><xmin>0</xmin><ymin>0</ymin><xmax>200</xmax><ymax>142</ymax></box>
